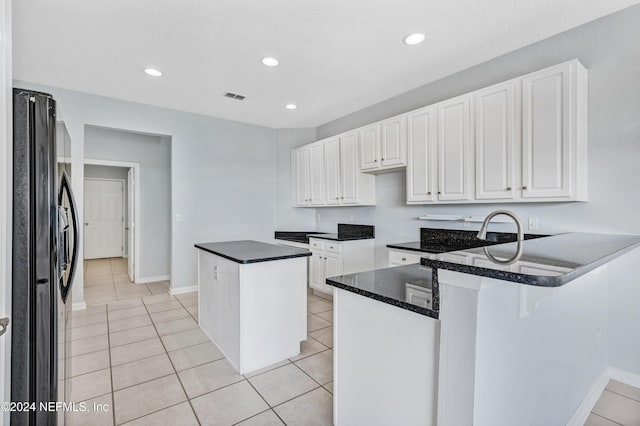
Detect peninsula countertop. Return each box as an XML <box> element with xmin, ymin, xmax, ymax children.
<box><xmin>326</xmin><ymin>264</ymin><xmax>438</xmax><ymax>319</ymax></box>
<box><xmin>421</xmin><ymin>232</ymin><xmax>640</xmax><ymax>287</ymax></box>
<box><xmin>195</xmin><ymin>240</ymin><xmax>311</xmax><ymax>264</ymax></box>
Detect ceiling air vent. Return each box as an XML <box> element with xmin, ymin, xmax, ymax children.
<box><xmin>224</xmin><ymin>92</ymin><xmax>246</xmax><ymax>101</ymax></box>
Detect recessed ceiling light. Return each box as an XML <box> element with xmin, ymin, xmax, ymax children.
<box><xmin>262</xmin><ymin>57</ymin><xmax>279</xmax><ymax>67</ymax></box>
<box><xmin>144</xmin><ymin>68</ymin><xmax>163</xmax><ymax>77</ymax></box>
<box><xmin>403</xmin><ymin>33</ymin><xmax>426</xmax><ymax>46</ymax></box>
<box><xmin>285</xmin><ymin>104</ymin><xmax>298</xmax><ymax>110</ymax></box>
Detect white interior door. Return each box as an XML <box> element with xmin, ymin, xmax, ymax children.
<box><xmin>84</xmin><ymin>179</ymin><xmax>124</xmax><ymax>259</ymax></box>
<box><xmin>127</xmin><ymin>169</ymin><xmax>135</xmax><ymax>281</ymax></box>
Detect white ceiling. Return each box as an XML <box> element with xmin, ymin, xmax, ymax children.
<box><xmin>12</xmin><ymin>0</ymin><xmax>640</xmax><ymax>129</ymax></box>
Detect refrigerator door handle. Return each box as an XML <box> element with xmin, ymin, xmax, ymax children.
<box><xmin>0</xmin><ymin>317</ymin><xmax>9</xmax><ymax>337</ymax></box>
<box><xmin>58</xmin><ymin>170</ymin><xmax>79</xmax><ymax>303</ymax></box>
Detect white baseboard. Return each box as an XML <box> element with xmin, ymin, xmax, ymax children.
<box><xmin>135</xmin><ymin>274</ymin><xmax>170</xmax><ymax>284</ymax></box>
<box><xmin>71</xmin><ymin>302</ymin><xmax>87</xmax><ymax>311</ymax></box>
<box><xmin>608</xmin><ymin>366</ymin><xmax>640</xmax><ymax>389</ymax></box>
<box><xmin>169</xmin><ymin>285</ymin><xmax>198</xmax><ymax>295</ymax></box>
<box><xmin>567</xmin><ymin>369</ymin><xmax>610</xmax><ymax>426</ymax></box>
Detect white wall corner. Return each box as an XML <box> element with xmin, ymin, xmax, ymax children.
<box><xmin>607</xmin><ymin>366</ymin><xmax>640</xmax><ymax>389</ymax></box>
<box><xmin>135</xmin><ymin>274</ymin><xmax>170</xmax><ymax>284</ymax></box>
<box><xmin>169</xmin><ymin>285</ymin><xmax>197</xmax><ymax>295</ymax></box>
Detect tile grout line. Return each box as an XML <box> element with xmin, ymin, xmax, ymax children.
<box><xmin>603</xmin><ymin>387</ymin><xmax>640</xmax><ymax>404</ymax></box>
<box><xmin>588</xmin><ymin>412</ymin><xmax>624</xmax><ymax>425</ymax></box>
<box><xmin>229</xmin><ymin>408</ymin><xmax>281</xmax><ymax>426</ymax></box>
<box><xmin>244</xmin><ymin>378</ymin><xmax>289</xmax><ymax>424</ymax></box>
<box><xmin>141</xmin><ymin>295</ymin><xmax>202</xmax><ymax>426</ymax></box>
<box><xmin>105</xmin><ymin>262</ymin><xmax>118</xmax><ymax>426</ymax></box>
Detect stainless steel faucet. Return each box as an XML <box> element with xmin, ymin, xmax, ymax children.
<box><xmin>477</xmin><ymin>210</ymin><xmax>524</xmax><ymax>265</ymax></box>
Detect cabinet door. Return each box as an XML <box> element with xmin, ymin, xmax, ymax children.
<box><xmin>324</xmin><ymin>137</ymin><xmax>341</xmax><ymax>205</ymax></box>
<box><xmin>309</xmin><ymin>142</ymin><xmax>326</xmax><ymax>205</ymax></box>
<box><xmin>475</xmin><ymin>80</ymin><xmax>518</xmax><ymax>200</ymax></box>
<box><xmin>380</xmin><ymin>115</ymin><xmax>407</xmax><ymax>167</ymax></box>
<box><xmin>324</xmin><ymin>253</ymin><xmax>343</xmax><ymax>292</ymax></box>
<box><xmin>359</xmin><ymin>124</ymin><xmax>380</xmax><ymax>170</ymax></box>
<box><xmin>340</xmin><ymin>131</ymin><xmax>360</xmax><ymax>204</ymax></box>
<box><xmin>309</xmin><ymin>251</ymin><xmax>325</xmax><ymax>291</ymax></box>
<box><xmin>407</xmin><ymin>106</ymin><xmax>437</xmax><ymax>203</ymax></box>
<box><xmin>292</xmin><ymin>147</ymin><xmax>310</xmax><ymax>206</ymax></box>
<box><xmin>437</xmin><ymin>95</ymin><xmax>471</xmax><ymax>201</ymax></box>
<box><xmin>521</xmin><ymin>62</ymin><xmax>573</xmax><ymax>198</ymax></box>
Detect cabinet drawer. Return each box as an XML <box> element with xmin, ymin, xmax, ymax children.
<box><xmin>309</xmin><ymin>239</ymin><xmax>325</xmax><ymax>250</ymax></box>
<box><xmin>325</xmin><ymin>242</ymin><xmax>342</xmax><ymax>254</ymax></box>
<box><xmin>405</xmin><ymin>284</ymin><xmax>432</xmax><ymax>310</ymax></box>
<box><xmin>388</xmin><ymin>250</ymin><xmax>421</xmax><ymax>265</ymax></box>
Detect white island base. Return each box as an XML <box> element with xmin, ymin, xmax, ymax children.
<box><xmin>197</xmin><ymin>250</ymin><xmax>307</xmax><ymax>374</ymax></box>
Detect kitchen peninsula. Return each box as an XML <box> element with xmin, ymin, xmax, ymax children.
<box><xmin>328</xmin><ymin>232</ymin><xmax>640</xmax><ymax>426</ymax></box>
<box><xmin>195</xmin><ymin>240</ymin><xmax>311</xmax><ymax>374</ymax></box>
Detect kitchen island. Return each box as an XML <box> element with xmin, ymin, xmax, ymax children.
<box><xmin>328</xmin><ymin>232</ymin><xmax>640</xmax><ymax>426</ymax></box>
<box><xmin>195</xmin><ymin>240</ymin><xmax>311</xmax><ymax>374</ymax></box>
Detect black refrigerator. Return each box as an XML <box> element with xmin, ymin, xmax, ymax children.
<box><xmin>11</xmin><ymin>89</ymin><xmax>79</xmax><ymax>426</ymax></box>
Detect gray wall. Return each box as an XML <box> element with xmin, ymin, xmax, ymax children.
<box><xmin>84</xmin><ymin>127</ymin><xmax>171</xmax><ymax>279</ymax></box>
<box><xmin>12</xmin><ymin>80</ymin><xmax>281</xmax><ymax>296</ymax></box>
<box><xmin>84</xmin><ymin>164</ymin><xmax>130</xmax><ymax>256</ymax></box>
<box><xmin>315</xmin><ymin>4</ymin><xmax>640</xmax><ymax>268</ymax></box>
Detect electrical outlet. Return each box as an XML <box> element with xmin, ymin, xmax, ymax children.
<box><xmin>175</xmin><ymin>214</ymin><xmax>182</xmax><ymax>223</ymax></box>
<box><xmin>349</xmin><ymin>214</ymin><xmax>354</xmax><ymax>222</ymax></box>
<box><xmin>316</xmin><ymin>212</ymin><xmax>321</xmax><ymax>221</ymax></box>
<box><xmin>528</xmin><ymin>217</ymin><xmax>538</xmax><ymax>231</ymax></box>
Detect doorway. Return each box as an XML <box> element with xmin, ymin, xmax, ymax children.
<box><xmin>84</xmin><ymin>160</ymin><xmax>141</xmax><ymax>284</ymax></box>
<box><xmin>84</xmin><ymin>178</ymin><xmax>124</xmax><ymax>259</ymax></box>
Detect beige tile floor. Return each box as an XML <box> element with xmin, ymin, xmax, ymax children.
<box><xmin>78</xmin><ymin>259</ymin><xmax>640</xmax><ymax>425</ymax></box>
<box><xmin>67</xmin><ymin>258</ymin><xmax>334</xmax><ymax>425</ymax></box>
<box><xmin>83</xmin><ymin>258</ymin><xmax>171</xmax><ymax>305</ymax></box>
<box><xmin>586</xmin><ymin>380</ymin><xmax>640</xmax><ymax>425</ymax></box>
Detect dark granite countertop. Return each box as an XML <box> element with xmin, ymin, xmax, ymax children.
<box><xmin>310</xmin><ymin>233</ymin><xmax>375</xmax><ymax>241</ymax></box>
<box><xmin>326</xmin><ymin>264</ymin><xmax>438</xmax><ymax>319</ymax></box>
<box><xmin>274</xmin><ymin>231</ymin><xmax>329</xmax><ymax>244</ymax></box>
<box><xmin>387</xmin><ymin>229</ymin><xmax>548</xmax><ymax>253</ymax></box>
<box><xmin>195</xmin><ymin>240</ymin><xmax>311</xmax><ymax>264</ymax></box>
<box><xmin>310</xmin><ymin>223</ymin><xmax>375</xmax><ymax>241</ymax></box>
<box><xmin>421</xmin><ymin>233</ymin><xmax>640</xmax><ymax>287</ymax></box>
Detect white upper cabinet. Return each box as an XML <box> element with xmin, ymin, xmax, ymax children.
<box><xmin>309</xmin><ymin>142</ymin><xmax>326</xmax><ymax>205</ymax></box>
<box><xmin>324</xmin><ymin>137</ymin><xmax>341</xmax><ymax>205</ymax></box>
<box><xmin>437</xmin><ymin>94</ymin><xmax>472</xmax><ymax>201</ymax></box>
<box><xmin>407</xmin><ymin>106</ymin><xmax>437</xmax><ymax>203</ymax></box>
<box><xmin>474</xmin><ymin>80</ymin><xmax>519</xmax><ymax>200</ymax></box>
<box><xmin>359</xmin><ymin>124</ymin><xmax>380</xmax><ymax>170</ymax></box>
<box><xmin>292</xmin><ymin>146</ymin><xmax>310</xmax><ymax>206</ymax></box>
<box><xmin>380</xmin><ymin>115</ymin><xmax>407</xmax><ymax>167</ymax></box>
<box><xmin>521</xmin><ymin>60</ymin><xmax>588</xmax><ymax>200</ymax></box>
<box><xmin>294</xmin><ymin>59</ymin><xmax>587</xmax><ymax>207</ymax></box>
<box><xmin>340</xmin><ymin>131</ymin><xmax>361</xmax><ymax>204</ymax></box>
<box><xmin>291</xmin><ymin>132</ymin><xmax>375</xmax><ymax>207</ymax></box>
<box><xmin>357</xmin><ymin>116</ymin><xmax>408</xmax><ymax>173</ymax></box>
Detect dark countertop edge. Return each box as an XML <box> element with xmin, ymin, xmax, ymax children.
<box><xmin>326</xmin><ymin>277</ymin><xmax>439</xmax><ymax>319</ymax></box>
<box><xmin>421</xmin><ymin>239</ymin><xmax>640</xmax><ymax>287</ymax></box>
<box><xmin>274</xmin><ymin>236</ymin><xmax>310</xmax><ymax>244</ymax></box>
<box><xmin>386</xmin><ymin>243</ymin><xmax>428</xmax><ymax>253</ymax></box>
<box><xmin>311</xmin><ymin>234</ymin><xmax>375</xmax><ymax>242</ymax></box>
<box><xmin>195</xmin><ymin>244</ymin><xmax>312</xmax><ymax>264</ymax></box>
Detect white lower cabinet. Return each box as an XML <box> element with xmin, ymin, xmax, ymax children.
<box><xmin>308</xmin><ymin>238</ymin><xmax>375</xmax><ymax>295</ymax></box>
<box><xmin>388</xmin><ymin>249</ymin><xmax>423</xmax><ymax>267</ymax></box>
